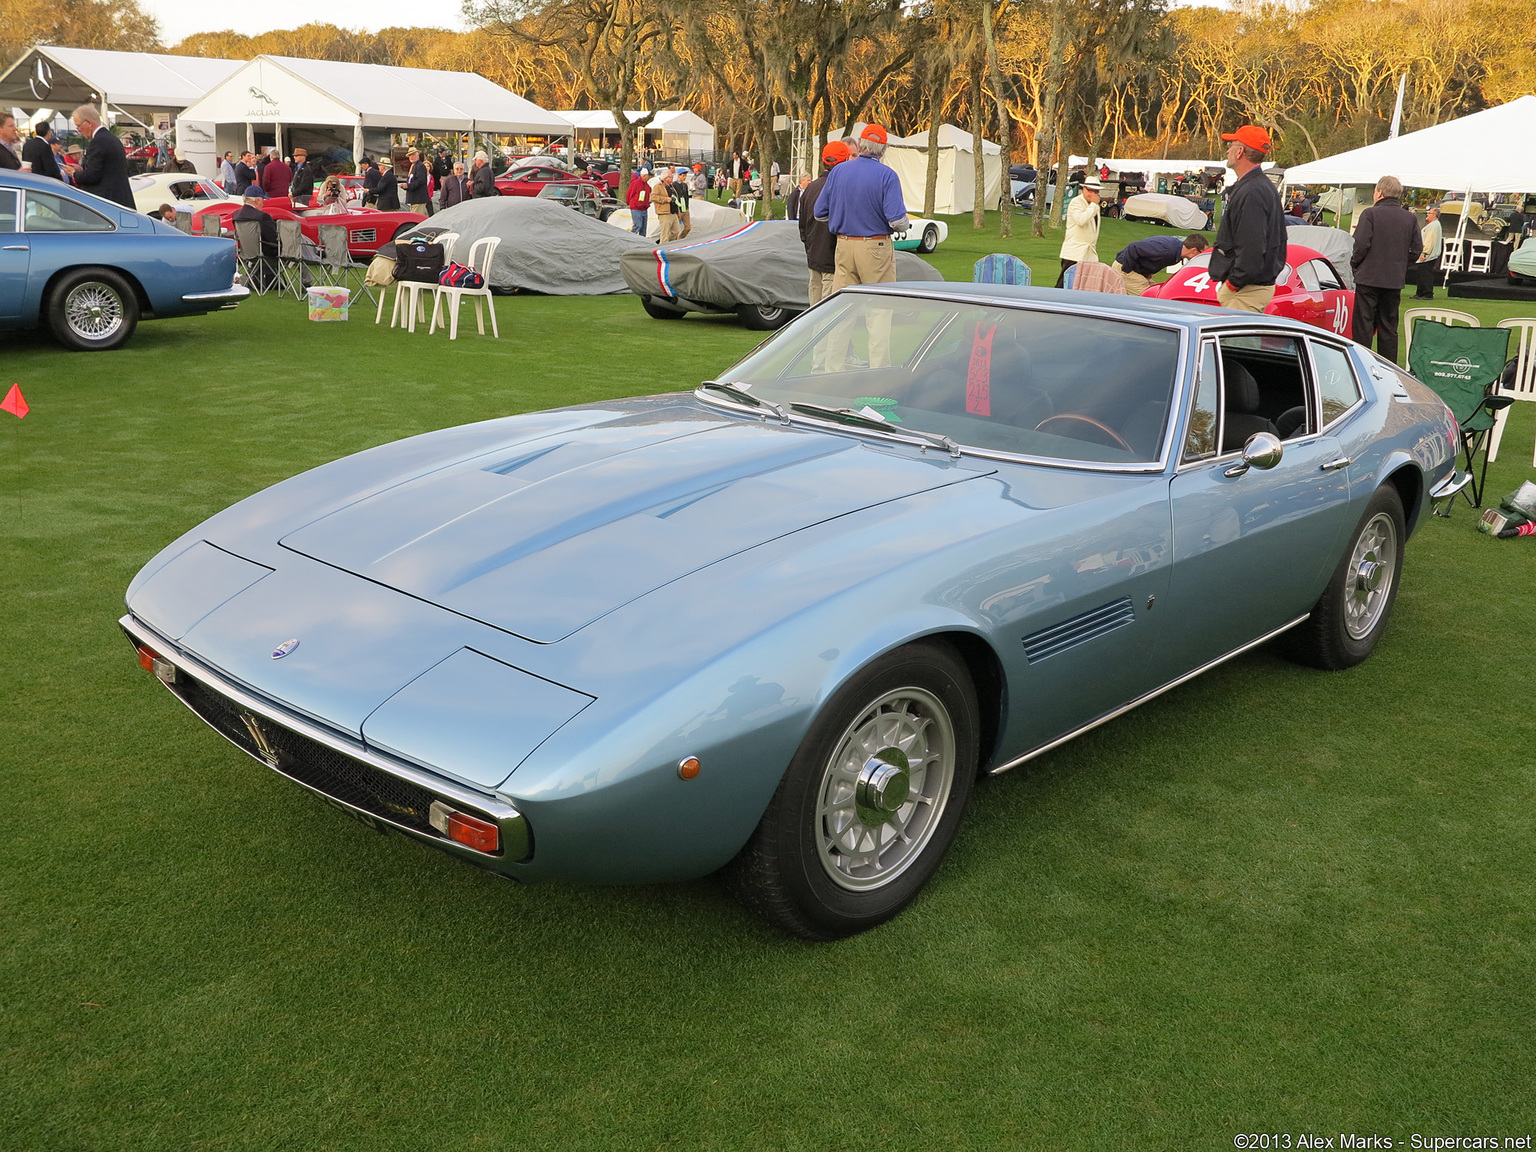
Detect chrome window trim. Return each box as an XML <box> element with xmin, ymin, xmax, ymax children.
<box><xmin>1179</xmin><ymin>337</ymin><xmax>1224</xmax><ymax>465</ymax></box>
<box><xmin>119</xmin><ymin>613</ymin><xmax>528</xmax><ymax>856</ymax></box>
<box><xmin>1173</xmin><ymin>327</ymin><xmax>1324</xmax><ymax>472</ymax></box>
<box><xmin>19</xmin><ymin>188</ymin><xmax>118</xmax><ymax>234</ymax></box>
<box><xmin>1305</xmin><ymin>335</ymin><xmax>1367</xmax><ymax>431</ymax></box>
<box><xmin>705</xmin><ymin>287</ymin><xmax>1194</xmax><ymax>475</ymax></box>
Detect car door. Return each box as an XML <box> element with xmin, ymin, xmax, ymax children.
<box><xmin>1287</xmin><ymin>260</ymin><xmax>1331</xmax><ymax>330</ymax></box>
<box><xmin>0</xmin><ymin>188</ymin><xmax>26</xmax><ymax>321</ymax></box>
<box><xmin>1156</xmin><ymin>331</ymin><xmax>1355</xmax><ymax>680</ymax></box>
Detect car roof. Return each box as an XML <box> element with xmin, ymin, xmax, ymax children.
<box><xmin>844</xmin><ymin>281</ymin><xmax>1322</xmax><ymax>336</ymax></box>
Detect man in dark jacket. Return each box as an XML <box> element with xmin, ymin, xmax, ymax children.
<box><xmin>70</xmin><ymin>105</ymin><xmax>134</xmax><ymax>208</ymax></box>
<box><xmin>439</xmin><ymin>162</ymin><xmax>469</xmax><ymax>209</ymax></box>
<box><xmin>1350</xmin><ymin>175</ymin><xmax>1421</xmax><ymax>363</ymax></box>
<box><xmin>470</xmin><ymin>152</ymin><xmax>496</xmax><ymax>198</ymax></box>
<box><xmin>231</xmin><ymin>188</ymin><xmax>279</xmax><ymax>290</ymax></box>
<box><xmin>22</xmin><ymin>123</ymin><xmax>62</xmax><ymax>179</ymax></box>
<box><xmin>289</xmin><ymin>148</ymin><xmax>318</xmax><ymax>206</ymax></box>
<box><xmin>1113</xmin><ymin>233</ymin><xmax>1207</xmax><ymax>295</ymax></box>
<box><xmin>800</xmin><ymin>141</ymin><xmax>851</xmax><ymax>310</ymax></box>
<box><xmin>0</xmin><ymin>113</ymin><xmax>23</xmax><ymax>169</ymax></box>
<box><xmin>359</xmin><ymin>157</ymin><xmax>378</xmax><ymax>202</ymax></box>
<box><xmin>404</xmin><ymin>147</ymin><xmax>430</xmax><ymax>215</ymax></box>
<box><xmin>374</xmin><ymin>159</ymin><xmax>400</xmax><ymax>211</ymax></box>
<box><xmin>1209</xmin><ymin>124</ymin><xmax>1286</xmax><ymax>312</ymax></box>
<box><xmin>234</xmin><ymin>151</ymin><xmax>258</xmax><ymax>195</ymax></box>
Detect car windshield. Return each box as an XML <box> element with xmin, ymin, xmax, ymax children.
<box><xmin>715</xmin><ymin>293</ymin><xmax>1183</xmax><ymax>464</ymax></box>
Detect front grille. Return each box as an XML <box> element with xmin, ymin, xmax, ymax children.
<box><xmin>169</xmin><ymin>672</ymin><xmax>499</xmax><ymax>853</ymax></box>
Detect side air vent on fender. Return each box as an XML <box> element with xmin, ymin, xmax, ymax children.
<box><xmin>1021</xmin><ymin>597</ymin><xmax>1136</xmax><ymax>663</ymax></box>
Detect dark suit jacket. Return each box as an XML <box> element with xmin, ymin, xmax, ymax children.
<box><xmin>22</xmin><ymin>136</ymin><xmax>60</xmax><ymax>179</ymax></box>
<box><xmin>405</xmin><ymin>160</ymin><xmax>429</xmax><ymax>204</ymax></box>
<box><xmin>232</xmin><ymin>204</ymin><xmax>278</xmax><ymax>257</ymax></box>
<box><xmin>290</xmin><ymin>160</ymin><xmax>317</xmax><ymax>200</ymax></box>
<box><xmin>76</xmin><ymin>127</ymin><xmax>134</xmax><ymax>209</ymax></box>
<box><xmin>439</xmin><ymin>175</ymin><xmax>469</xmax><ymax>208</ymax></box>
<box><xmin>374</xmin><ymin>168</ymin><xmax>400</xmax><ymax>211</ymax></box>
<box><xmin>234</xmin><ymin>162</ymin><xmax>257</xmax><ymax>194</ymax></box>
<box><xmin>470</xmin><ymin>164</ymin><xmax>496</xmax><ymax>198</ymax></box>
<box><xmin>1351</xmin><ymin>196</ymin><xmax>1423</xmax><ymax>290</ymax></box>
<box><xmin>0</xmin><ymin>139</ymin><xmax>19</xmax><ymax>170</ymax></box>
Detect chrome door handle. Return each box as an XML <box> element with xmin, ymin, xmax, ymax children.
<box><xmin>1320</xmin><ymin>456</ymin><xmax>1353</xmax><ymax>471</ymax></box>
<box><xmin>2</xmin><ymin>244</ymin><xmax>28</xmax><ymax>250</ymax></box>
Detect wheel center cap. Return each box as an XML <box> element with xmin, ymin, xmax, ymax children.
<box><xmin>1356</xmin><ymin>558</ymin><xmax>1381</xmax><ymax>592</ymax></box>
<box><xmin>856</xmin><ymin>747</ymin><xmax>910</xmax><ymax>821</ymax></box>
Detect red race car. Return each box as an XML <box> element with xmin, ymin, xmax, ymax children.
<box><xmin>495</xmin><ymin>160</ymin><xmax>605</xmax><ymax>197</ymax></box>
<box><xmin>193</xmin><ymin>200</ymin><xmax>425</xmax><ymax>259</ymax></box>
<box><xmin>1142</xmin><ymin>244</ymin><xmax>1354</xmax><ymax>337</ymax></box>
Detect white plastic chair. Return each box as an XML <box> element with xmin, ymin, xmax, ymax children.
<box><xmin>1403</xmin><ymin>307</ymin><xmax>1478</xmax><ymax>364</ymax></box>
<box><xmin>377</xmin><ymin>232</ymin><xmax>458</xmax><ymax>332</ymax></box>
<box><xmin>1466</xmin><ymin>239</ymin><xmax>1493</xmax><ymax>275</ymax></box>
<box><xmin>1440</xmin><ymin>237</ymin><xmax>1463</xmax><ymax>273</ymax></box>
<box><xmin>1488</xmin><ymin>317</ymin><xmax>1536</xmax><ymax>464</ymax></box>
<box><xmin>429</xmin><ymin>235</ymin><xmax>500</xmax><ymax>339</ymax></box>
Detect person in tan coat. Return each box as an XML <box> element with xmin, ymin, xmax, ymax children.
<box><xmin>1056</xmin><ymin>176</ymin><xmax>1102</xmax><ymax>286</ymax></box>
<box><xmin>652</xmin><ymin>166</ymin><xmax>678</xmax><ymax>243</ymax></box>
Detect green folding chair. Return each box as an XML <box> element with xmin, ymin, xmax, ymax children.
<box><xmin>1407</xmin><ymin>319</ymin><xmax>1513</xmax><ymax>510</ymax></box>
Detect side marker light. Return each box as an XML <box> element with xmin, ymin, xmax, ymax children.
<box><xmin>678</xmin><ymin>756</ymin><xmax>701</xmax><ymax>780</ymax></box>
<box><xmin>428</xmin><ymin>800</ymin><xmax>500</xmax><ymax>853</ymax></box>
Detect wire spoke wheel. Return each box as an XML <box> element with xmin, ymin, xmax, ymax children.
<box><xmin>814</xmin><ymin>687</ymin><xmax>956</xmax><ymax>892</ymax></box>
<box><xmin>1344</xmin><ymin>511</ymin><xmax>1397</xmax><ymax>640</ymax></box>
<box><xmin>65</xmin><ymin>282</ymin><xmax>125</xmax><ymax>341</ymax></box>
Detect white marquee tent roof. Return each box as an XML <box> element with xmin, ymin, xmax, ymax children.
<box><xmin>557</xmin><ymin>109</ymin><xmax>715</xmax><ymax>134</ymax></box>
<box><xmin>892</xmin><ymin>124</ymin><xmax>1002</xmax><ymax>154</ymax></box>
<box><xmin>181</xmin><ymin>55</ymin><xmax>573</xmax><ymax>135</ymax></box>
<box><xmin>1283</xmin><ymin>96</ymin><xmax>1536</xmax><ymax>193</ymax></box>
<box><xmin>0</xmin><ymin>45</ymin><xmax>241</xmax><ymax>111</ymax></box>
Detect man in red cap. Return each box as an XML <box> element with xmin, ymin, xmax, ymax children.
<box><xmin>1209</xmin><ymin>124</ymin><xmax>1287</xmax><ymax>312</ymax></box>
<box><xmin>799</xmin><ymin>140</ymin><xmax>853</xmax><ymax>308</ymax></box>
<box><xmin>813</xmin><ymin>124</ymin><xmax>910</xmax><ymax>367</ymax></box>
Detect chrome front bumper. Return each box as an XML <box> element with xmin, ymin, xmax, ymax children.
<box><xmin>119</xmin><ymin>613</ymin><xmax>530</xmax><ymax>868</ymax></box>
<box><xmin>182</xmin><ymin>284</ymin><xmax>252</xmax><ymax>309</ymax></box>
<box><xmin>1430</xmin><ymin>470</ymin><xmax>1472</xmax><ymax>501</ymax></box>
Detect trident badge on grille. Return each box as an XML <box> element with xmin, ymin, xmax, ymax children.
<box><xmin>239</xmin><ymin>711</ymin><xmax>285</xmax><ymax>769</ymax></box>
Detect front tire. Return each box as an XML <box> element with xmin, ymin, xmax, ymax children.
<box><xmin>727</xmin><ymin>641</ymin><xmax>978</xmax><ymax>940</ymax></box>
<box><xmin>642</xmin><ymin>296</ymin><xmax>686</xmax><ymax>320</ymax></box>
<box><xmin>1280</xmin><ymin>485</ymin><xmax>1405</xmax><ymax>670</ymax></box>
<box><xmin>736</xmin><ymin>302</ymin><xmax>795</xmax><ymax>330</ymax></box>
<box><xmin>48</xmin><ymin>268</ymin><xmax>139</xmax><ymax>351</ymax></box>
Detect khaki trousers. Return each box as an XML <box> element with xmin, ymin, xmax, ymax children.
<box><xmin>1216</xmin><ymin>282</ymin><xmax>1276</xmax><ymax>313</ymax></box>
<box><xmin>807</xmin><ymin>269</ymin><xmax>835</xmax><ymax>306</ymax></box>
<box><xmin>827</xmin><ymin>236</ymin><xmax>896</xmax><ymax>369</ymax></box>
<box><xmin>658</xmin><ymin>213</ymin><xmax>680</xmax><ymax>243</ymax></box>
<box><xmin>1113</xmin><ymin>262</ymin><xmax>1151</xmax><ymax>297</ymax></box>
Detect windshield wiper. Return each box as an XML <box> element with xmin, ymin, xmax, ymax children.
<box><xmin>698</xmin><ymin>380</ymin><xmax>788</xmax><ymax>423</ymax></box>
<box><xmin>788</xmin><ymin>402</ymin><xmax>962</xmax><ymax>459</ymax></box>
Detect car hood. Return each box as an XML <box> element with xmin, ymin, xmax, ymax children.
<box><xmin>279</xmin><ymin>406</ymin><xmax>991</xmax><ymax>643</ymax></box>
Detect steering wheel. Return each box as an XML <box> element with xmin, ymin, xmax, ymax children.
<box><xmin>1033</xmin><ymin>413</ymin><xmax>1133</xmax><ymax>452</ymax></box>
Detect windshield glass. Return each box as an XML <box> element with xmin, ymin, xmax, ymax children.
<box><xmin>718</xmin><ymin>293</ymin><xmax>1183</xmax><ymax>464</ymax></box>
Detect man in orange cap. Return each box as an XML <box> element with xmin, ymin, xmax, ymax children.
<box><xmin>1209</xmin><ymin>124</ymin><xmax>1287</xmax><ymax>312</ymax></box>
<box><xmin>800</xmin><ymin>139</ymin><xmax>853</xmax><ymax>307</ymax></box>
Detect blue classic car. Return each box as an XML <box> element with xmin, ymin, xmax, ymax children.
<box><xmin>1</xmin><ymin>171</ymin><xmax>246</xmax><ymax>351</ymax></box>
<box><xmin>121</xmin><ymin>287</ymin><xmax>1466</xmax><ymax>938</ymax></box>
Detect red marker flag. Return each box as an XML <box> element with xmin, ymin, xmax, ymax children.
<box><xmin>1</xmin><ymin>384</ymin><xmax>26</xmax><ymax>419</ymax></box>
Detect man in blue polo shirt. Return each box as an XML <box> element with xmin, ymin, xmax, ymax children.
<box><xmin>1112</xmin><ymin>233</ymin><xmax>1207</xmax><ymax>296</ymax></box>
<box><xmin>813</xmin><ymin>123</ymin><xmax>909</xmax><ymax>367</ymax></box>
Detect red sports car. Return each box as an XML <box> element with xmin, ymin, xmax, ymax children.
<box><xmin>1142</xmin><ymin>244</ymin><xmax>1354</xmax><ymax>337</ymax></box>
<box><xmin>193</xmin><ymin>200</ymin><xmax>425</xmax><ymax>259</ymax></box>
<box><xmin>495</xmin><ymin>160</ymin><xmax>605</xmax><ymax>197</ymax></box>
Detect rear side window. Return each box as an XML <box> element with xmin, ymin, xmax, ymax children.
<box><xmin>1311</xmin><ymin>341</ymin><xmax>1363</xmax><ymax>426</ymax></box>
<box><xmin>24</xmin><ymin>192</ymin><xmax>113</xmax><ymax>233</ymax></box>
<box><xmin>0</xmin><ymin>189</ymin><xmax>16</xmax><ymax>232</ymax></box>
<box><xmin>1296</xmin><ymin>261</ymin><xmax>1322</xmax><ymax>292</ymax></box>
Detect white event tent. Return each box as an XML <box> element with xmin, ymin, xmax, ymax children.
<box><xmin>1283</xmin><ymin>96</ymin><xmax>1536</xmax><ymax>194</ymax></box>
<box><xmin>177</xmin><ymin>55</ymin><xmax>574</xmax><ymax>177</ymax></box>
<box><xmin>817</xmin><ymin>123</ymin><xmax>1004</xmax><ymax>215</ymax></box>
<box><xmin>0</xmin><ymin>45</ymin><xmax>240</xmax><ymax>131</ymax></box>
<box><xmin>557</xmin><ymin>110</ymin><xmax>715</xmax><ymax>155</ymax></box>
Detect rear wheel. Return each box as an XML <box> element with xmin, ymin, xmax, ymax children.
<box><xmin>917</xmin><ymin>225</ymin><xmax>939</xmax><ymax>254</ymax></box>
<box><xmin>727</xmin><ymin>641</ymin><xmax>978</xmax><ymax>940</ymax></box>
<box><xmin>1280</xmin><ymin>484</ymin><xmax>1405</xmax><ymax>670</ymax></box>
<box><xmin>642</xmin><ymin>296</ymin><xmax>686</xmax><ymax>320</ymax></box>
<box><xmin>736</xmin><ymin>302</ymin><xmax>795</xmax><ymax>330</ymax></box>
<box><xmin>48</xmin><ymin>268</ymin><xmax>139</xmax><ymax>352</ymax></box>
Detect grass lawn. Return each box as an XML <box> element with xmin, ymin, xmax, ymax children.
<box><xmin>3</xmin><ymin>214</ymin><xmax>1534</xmax><ymax>1151</ymax></box>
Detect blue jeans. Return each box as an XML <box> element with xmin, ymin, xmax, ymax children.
<box><xmin>630</xmin><ymin>208</ymin><xmax>649</xmax><ymax>235</ymax></box>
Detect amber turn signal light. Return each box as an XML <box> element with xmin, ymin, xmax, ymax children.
<box><xmin>428</xmin><ymin>800</ymin><xmax>499</xmax><ymax>853</ymax></box>
<box><xmin>678</xmin><ymin>756</ymin><xmax>701</xmax><ymax>780</ymax></box>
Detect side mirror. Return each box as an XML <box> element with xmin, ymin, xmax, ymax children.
<box><xmin>1224</xmin><ymin>432</ymin><xmax>1283</xmax><ymax>477</ymax></box>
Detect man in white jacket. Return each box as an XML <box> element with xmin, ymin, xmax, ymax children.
<box><xmin>1056</xmin><ymin>176</ymin><xmax>1102</xmax><ymax>286</ymax></box>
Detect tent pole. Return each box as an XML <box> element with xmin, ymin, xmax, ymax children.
<box><xmin>353</xmin><ymin>120</ymin><xmax>364</xmax><ymax>167</ymax></box>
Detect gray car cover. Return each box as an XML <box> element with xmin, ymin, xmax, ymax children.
<box><xmin>426</xmin><ymin>197</ymin><xmax>656</xmax><ymax>294</ymax></box>
<box><xmin>1284</xmin><ymin>224</ymin><xmax>1356</xmax><ymax>289</ymax></box>
<box><xmin>619</xmin><ymin>220</ymin><xmax>943</xmax><ymax>309</ymax></box>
